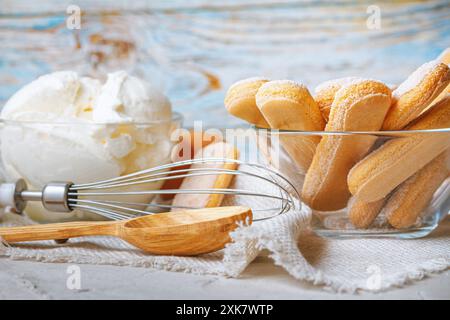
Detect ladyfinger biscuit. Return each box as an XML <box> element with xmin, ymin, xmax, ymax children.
<box><xmin>430</xmin><ymin>48</ymin><xmax>450</xmax><ymax>105</ymax></box>
<box><xmin>384</xmin><ymin>151</ymin><xmax>449</xmax><ymax>229</ymax></box>
<box><xmin>171</xmin><ymin>141</ymin><xmax>239</xmax><ymax>211</ymax></box>
<box><xmin>314</xmin><ymin>77</ymin><xmax>360</xmax><ymax>121</ymax></box>
<box><xmin>224</xmin><ymin>77</ymin><xmax>270</xmax><ymax>128</ymax></box>
<box><xmin>348</xmin><ymin>197</ymin><xmax>386</xmax><ymax>229</ymax></box>
<box><xmin>348</xmin><ymin>95</ymin><xmax>450</xmax><ymax>203</ymax></box>
<box><xmin>349</xmin><ymin>57</ymin><xmax>449</xmax><ymax>228</ymax></box>
<box><xmin>161</xmin><ymin>130</ymin><xmax>221</xmax><ymax>200</ymax></box>
<box><xmin>437</xmin><ymin>48</ymin><xmax>450</xmax><ymax>64</ymax></box>
<box><xmin>255</xmin><ymin>80</ymin><xmax>325</xmax><ymax>172</ymax></box>
<box><xmin>382</xmin><ymin>61</ymin><xmax>450</xmax><ymax>130</ymax></box>
<box><xmin>437</xmin><ymin>48</ymin><xmax>450</xmax><ymax>65</ymax></box>
<box><xmin>302</xmin><ymin>79</ymin><xmax>392</xmax><ymax>211</ymax></box>
<box><xmin>349</xmin><ymin>150</ymin><xmax>447</xmax><ymax>229</ymax></box>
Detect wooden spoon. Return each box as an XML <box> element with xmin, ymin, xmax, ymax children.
<box><xmin>0</xmin><ymin>206</ymin><xmax>252</xmax><ymax>256</ymax></box>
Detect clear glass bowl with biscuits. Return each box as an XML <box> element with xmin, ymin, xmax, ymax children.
<box><xmin>224</xmin><ymin>50</ymin><xmax>450</xmax><ymax>238</ymax></box>
<box><xmin>253</xmin><ymin>125</ymin><xmax>450</xmax><ymax>238</ymax></box>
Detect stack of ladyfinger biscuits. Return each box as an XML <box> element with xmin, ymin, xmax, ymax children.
<box><xmin>224</xmin><ymin>48</ymin><xmax>450</xmax><ymax>229</ymax></box>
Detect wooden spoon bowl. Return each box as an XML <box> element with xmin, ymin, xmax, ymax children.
<box><xmin>122</xmin><ymin>206</ymin><xmax>252</xmax><ymax>255</ymax></box>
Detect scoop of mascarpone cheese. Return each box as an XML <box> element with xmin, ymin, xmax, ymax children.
<box><xmin>1</xmin><ymin>71</ymin><xmax>174</xmax><ymax>222</ymax></box>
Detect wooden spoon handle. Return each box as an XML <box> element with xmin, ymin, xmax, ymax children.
<box><xmin>0</xmin><ymin>221</ymin><xmax>118</xmax><ymax>243</ymax></box>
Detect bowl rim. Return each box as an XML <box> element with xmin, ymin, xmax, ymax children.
<box><xmin>0</xmin><ymin>111</ymin><xmax>183</xmax><ymax>126</ymax></box>
<box><xmin>252</xmin><ymin>125</ymin><xmax>450</xmax><ymax>136</ymax></box>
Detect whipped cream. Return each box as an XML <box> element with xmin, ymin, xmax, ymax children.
<box><xmin>1</xmin><ymin>71</ymin><xmax>174</xmax><ymax>222</ymax></box>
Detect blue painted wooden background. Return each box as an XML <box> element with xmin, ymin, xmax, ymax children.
<box><xmin>1</xmin><ymin>0</ymin><xmax>449</xmax><ymax>126</ymax></box>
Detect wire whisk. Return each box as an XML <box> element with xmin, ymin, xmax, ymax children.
<box><xmin>0</xmin><ymin>158</ymin><xmax>299</xmax><ymax>222</ymax></box>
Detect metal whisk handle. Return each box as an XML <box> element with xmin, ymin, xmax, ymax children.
<box><xmin>0</xmin><ymin>179</ymin><xmax>72</xmax><ymax>213</ymax></box>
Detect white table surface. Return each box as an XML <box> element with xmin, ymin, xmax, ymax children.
<box><xmin>1</xmin><ymin>255</ymin><xmax>448</xmax><ymax>300</ymax></box>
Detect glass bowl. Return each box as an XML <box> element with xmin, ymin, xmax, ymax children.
<box><xmin>252</xmin><ymin>127</ymin><xmax>450</xmax><ymax>239</ymax></box>
<box><xmin>0</xmin><ymin>113</ymin><xmax>183</xmax><ymax>223</ymax></box>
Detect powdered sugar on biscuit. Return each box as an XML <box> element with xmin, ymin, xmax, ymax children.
<box><xmin>259</xmin><ymin>79</ymin><xmax>307</xmax><ymax>91</ymax></box>
<box><xmin>333</xmin><ymin>78</ymin><xmax>381</xmax><ymax>102</ymax></box>
<box><xmin>314</xmin><ymin>77</ymin><xmax>361</xmax><ymax>94</ymax></box>
<box><xmin>393</xmin><ymin>60</ymin><xmax>440</xmax><ymax>98</ymax></box>
<box><xmin>437</xmin><ymin>48</ymin><xmax>450</xmax><ymax>64</ymax></box>
<box><xmin>228</xmin><ymin>77</ymin><xmax>270</xmax><ymax>91</ymax></box>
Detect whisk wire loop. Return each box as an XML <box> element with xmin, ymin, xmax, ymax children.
<box><xmin>68</xmin><ymin>158</ymin><xmax>298</xmax><ymax>221</ymax></box>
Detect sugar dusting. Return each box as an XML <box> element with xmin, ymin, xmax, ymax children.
<box><xmin>333</xmin><ymin>78</ymin><xmax>379</xmax><ymax>99</ymax></box>
<box><xmin>393</xmin><ymin>60</ymin><xmax>440</xmax><ymax>98</ymax></box>
<box><xmin>314</xmin><ymin>77</ymin><xmax>361</xmax><ymax>94</ymax></box>
<box><xmin>437</xmin><ymin>48</ymin><xmax>450</xmax><ymax>64</ymax></box>
<box><xmin>228</xmin><ymin>77</ymin><xmax>270</xmax><ymax>91</ymax></box>
<box><xmin>259</xmin><ymin>79</ymin><xmax>307</xmax><ymax>91</ymax></box>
